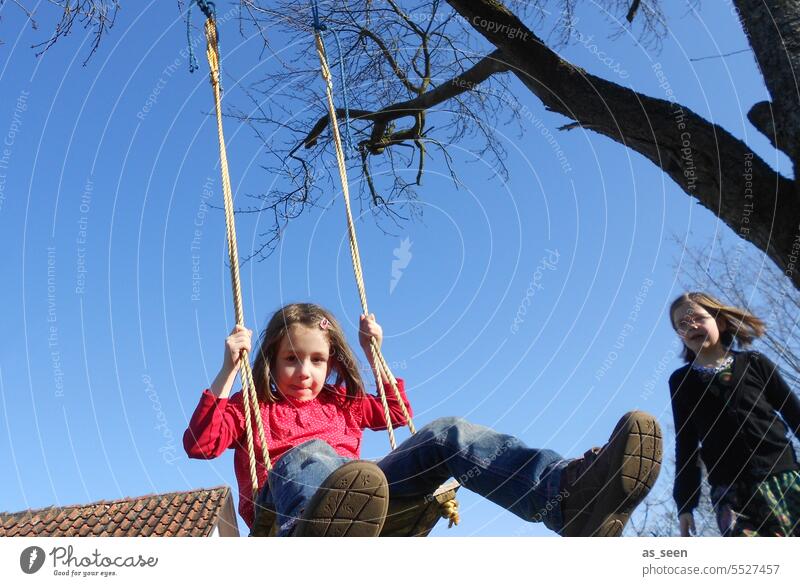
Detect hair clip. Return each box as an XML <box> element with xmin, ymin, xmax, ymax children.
<box><xmin>319</xmin><ymin>317</ymin><xmax>330</xmax><ymax>330</ymax></box>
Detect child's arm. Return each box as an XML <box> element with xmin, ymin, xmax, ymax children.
<box><xmin>756</xmin><ymin>353</ymin><xmax>800</xmax><ymax>439</ymax></box>
<box><xmin>356</xmin><ymin>313</ymin><xmax>413</xmax><ymax>430</ymax></box>
<box><xmin>183</xmin><ymin>391</ymin><xmax>245</xmax><ymax>459</ymax></box>
<box><xmin>183</xmin><ymin>325</ymin><xmax>252</xmax><ymax>458</ymax></box>
<box><xmin>211</xmin><ymin>325</ymin><xmax>253</xmax><ymax>399</ymax></box>
<box><xmin>358</xmin><ymin>313</ymin><xmax>383</xmax><ymax>382</ymax></box>
<box><xmin>669</xmin><ymin>371</ymin><xmax>702</xmax><ymax>522</ymax></box>
<box><xmin>679</xmin><ymin>512</ymin><xmax>696</xmax><ymax>537</ymax></box>
<box><xmin>360</xmin><ymin>378</ymin><xmax>413</xmax><ymax>430</ymax></box>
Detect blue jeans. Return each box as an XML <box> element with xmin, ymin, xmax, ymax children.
<box><xmin>257</xmin><ymin>416</ymin><xmax>569</xmax><ymax>535</ymax></box>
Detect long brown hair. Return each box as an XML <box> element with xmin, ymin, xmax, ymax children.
<box><xmin>669</xmin><ymin>292</ymin><xmax>766</xmax><ymax>362</ymax></box>
<box><xmin>251</xmin><ymin>303</ymin><xmax>365</xmax><ymax>403</ymax></box>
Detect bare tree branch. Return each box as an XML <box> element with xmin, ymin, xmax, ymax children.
<box><xmin>445</xmin><ymin>0</ymin><xmax>800</xmax><ymax>290</ymax></box>
<box><xmin>626</xmin><ymin>0</ymin><xmax>642</xmax><ymax>23</ymax></box>
<box><xmin>301</xmin><ymin>49</ymin><xmax>508</xmax><ymax>153</ymax></box>
<box><xmin>18</xmin><ymin>0</ymin><xmax>800</xmax><ymax>281</ymax></box>
<box><xmin>32</xmin><ymin>1</ymin><xmax>119</xmax><ymax>65</ymax></box>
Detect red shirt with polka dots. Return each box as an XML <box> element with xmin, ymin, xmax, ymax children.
<box><xmin>183</xmin><ymin>379</ymin><xmax>411</xmax><ymax>528</ymax></box>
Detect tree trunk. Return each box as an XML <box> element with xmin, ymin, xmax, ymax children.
<box><xmin>735</xmin><ymin>0</ymin><xmax>800</xmax><ymax>167</ymax></box>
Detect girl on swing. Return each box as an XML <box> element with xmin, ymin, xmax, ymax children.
<box><xmin>184</xmin><ymin>302</ymin><xmax>662</xmax><ymax>537</ymax></box>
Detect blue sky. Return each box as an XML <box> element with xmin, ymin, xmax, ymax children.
<box><xmin>0</xmin><ymin>1</ymin><xmax>790</xmax><ymax>536</ymax></box>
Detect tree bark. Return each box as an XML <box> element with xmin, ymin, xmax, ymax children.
<box><xmin>734</xmin><ymin>0</ymin><xmax>800</xmax><ymax>167</ymax></box>
<box><xmin>446</xmin><ymin>0</ymin><xmax>800</xmax><ymax>290</ymax></box>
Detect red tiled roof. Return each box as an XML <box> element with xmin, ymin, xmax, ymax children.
<box><xmin>0</xmin><ymin>486</ymin><xmax>239</xmax><ymax>537</ymax></box>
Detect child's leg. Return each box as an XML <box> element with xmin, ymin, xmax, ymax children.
<box><xmin>375</xmin><ymin>416</ymin><xmax>568</xmax><ymax>532</ymax></box>
<box><xmin>376</xmin><ymin>411</ymin><xmax>661</xmax><ymax>536</ymax></box>
<box><xmin>258</xmin><ymin>439</ymin><xmax>352</xmax><ymax>536</ymax></box>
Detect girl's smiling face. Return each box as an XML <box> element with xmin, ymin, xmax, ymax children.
<box><xmin>671</xmin><ymin>301</ymin><xmax>727</xmax><ymax>356</ymax></box>
<box><xmin>273</xmin><ymin>324</ymin><xmax>332</xmax><ymax>402</ymax></box>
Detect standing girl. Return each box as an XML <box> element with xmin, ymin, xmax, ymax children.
<box><xmin>184</xmin><ymin>302</ymin><xmax>662</xmax><ymax>536</ymax></box>
<box><xmin>669</xmin><ymin>292</ymin><xmax>800</xmax><ymax>536</ymax></box>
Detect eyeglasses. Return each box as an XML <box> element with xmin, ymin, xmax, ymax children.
<box><xmin>675</xmin><ymin>314</ymin><xmax>712</xmax><ymax>333</ymax></box>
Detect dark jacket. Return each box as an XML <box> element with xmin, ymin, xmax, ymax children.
<box><xmin>669</xmin><ymin>351</ymin><xmax>800</xmax><ymax>514</ymax></box>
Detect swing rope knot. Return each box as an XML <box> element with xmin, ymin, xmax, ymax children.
<box><xmin>440</xmin><ymin>498</ymin><xmax>460</xmax><ymax>528</ymax></box>
<box><xmin>187</xmin><ymin>0</ymin><xmax>217</xmax><ymax>73</ymax></box>
<box><xmin>309</xmin><ymin>2</ymin><xmax>356</xmax><ymax>158</ymax></box>
<box><xmin>195</xmin><ymin>0</ymin><xmax>216</xmax><ymax>20</ymax></box>
<box><xmin>310</xmin><ymin>0</ymin><xmax>327</xmax><ymax>31</ymax></box>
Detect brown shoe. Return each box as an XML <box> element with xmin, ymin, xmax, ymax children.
<box><xmin>293</xmin><ymin>460</ymin><xmax>389</xmax><ymax>537</ymax></box>
<box><xmin>559</xmin><ymin>411</ymin><xmax>662</xmax><ymax>537</ymax></box>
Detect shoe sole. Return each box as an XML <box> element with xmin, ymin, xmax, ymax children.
<box><xmin>581</xmin><ymin>411</ymin><xmax>663</xmax><ymax>537</ymax></box>
<box><xmin>293</xmin><ymin>461</ymin><xmax>389</xmax><ymax>537</ymax></box>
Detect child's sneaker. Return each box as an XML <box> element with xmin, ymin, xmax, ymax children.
<box><xmin>559</xmin><ymin>411</ymin><xmax>662</xmax><ymax>537</ymax></box>
<box><xmin>293</xmin><ymin>460</ymin><xmax>389</xmax><ymax>537</ymax></box>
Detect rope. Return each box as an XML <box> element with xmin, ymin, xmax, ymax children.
<box><xmin>312</xmin><ymin>32</ymin><xmax>416</xmax><ymax>447</ymax></box>
<box><xmin>187</xmin><ymin>0</ymin><xmax>216</xmax><ymax>73</ymax></box>
<box><xmin>440</xmin><ymin>497</ymin><xmax>460</xmax><ymax>528</ymax></box>
<box><xmin>329</xmin><ymin>29</ymin><xmax>355</xmax><ymax>158</ymax></box>
<box><xmin>201</xmin><ymin>15</ymin><xmax>272</xmax><ymax>503</ymax></box>
<box><xmin>186</xmin><ymin>5</ymin><xmax>199</xmax><ymax>73</ymax></box>
<box><xmin>310</xmin><ymin>0</ymin><xmax>355</xmax><ymax>158</ymax></box>
<box><xmin>310</xmin><ymin>0</ymin><xmax>325</xmax><ymax>32</ymax></box>
<box><xmin>195</xmin><ymin>0</ymin><xmax>216</xmax><ymax>19</ymax></box>
<box><xmin>311</xmin><ymin>19</ymin><xmax>458</xmax><ymax>528</ymax></box>
<box><xmin>314</xmin><ymin>31</ymin><xmax>416</xmax><ymax>442</ymax></box>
